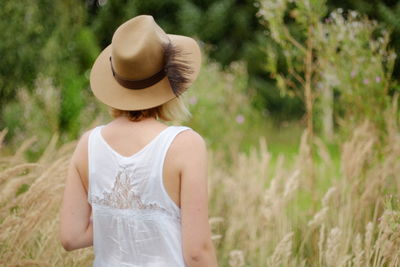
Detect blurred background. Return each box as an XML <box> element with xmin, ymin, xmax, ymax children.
<box><xmin>1</xmin><ymin>0</ymin><xmax>399</xmax><ymax>156</ymax></box>
<box><xmin>0</xmin><ymin>0</ymin><xmax>399</xmax><ymax>266</ymax></box>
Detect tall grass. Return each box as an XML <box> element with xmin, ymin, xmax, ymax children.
<box><xmin>0</xmin><ymin>98</ymin><xmax>398</xmax><ymax>266</ymax></box>
<box><xmin>0</xmin><ymin>47</ymin><xmax>398</xmax><ymax>266</ymax></box>
<box><xmin>209</xmin><ymin>98</ymin><xmax>400</xmax><ymax>266</ymax></box>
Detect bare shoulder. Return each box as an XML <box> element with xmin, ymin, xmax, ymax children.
<box><xmin>75</xmin><ymin>129</ymin><xmax>93</xmax><ymax>150</ymax></box>
<box><xmin>168</xmin><ymin>129</ymin><xmax>207</xmax><ymax>172</ymax></box>
<box><xmin>168</xmin><ymin>129</ymin><xmax>207</xmax><ymax>167</ymax></box>
<box><xmin>171</xmin><ymin>129</ymin><xmax>207</xmax><ymax>154</ymax></box>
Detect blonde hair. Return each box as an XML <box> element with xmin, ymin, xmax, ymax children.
<box><xmin>110</xmin><ymin>97</ymin><xmax>191</xmax><ymax>122</ymax></box>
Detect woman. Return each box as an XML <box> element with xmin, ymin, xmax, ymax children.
<box><xmin>59</xmin><ymin>15</ymin><xmax>218</xmax><ymax>267</ymax></box>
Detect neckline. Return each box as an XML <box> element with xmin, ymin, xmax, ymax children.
<box><xmin>98</xmin><ymin>125</ymin><xmax>172</xmax><ymax>159</ymax></box>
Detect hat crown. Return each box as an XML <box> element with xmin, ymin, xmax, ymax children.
<box><xmin>111</xmin><ymin>15</ymin><xmax>169</xmax><ymax>80</ymax></box>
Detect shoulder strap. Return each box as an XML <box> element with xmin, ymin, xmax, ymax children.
<box><xmin>155</xmin><ymin>126</ymin><xmax>191</xmax><ymax>175</ymax></box>
<box><xmin>147</xmin><ymin>126</ymin><xmax>191</xmax><ymax>208</ymax></box>
<box><xmin>161</xmin><ymin>126</ymin><xmax>191</xmax><ymax>154</ymax></box>
<box><xmin>144</xmin><ymin>126</ymin><xmax>191</xmax><ymax>174</ymax></box>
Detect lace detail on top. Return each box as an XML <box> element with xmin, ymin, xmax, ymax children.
<box><xmin>91</xmin><ymin>166</ymin><xmax>177</xmax><ymax>219</ymax></box>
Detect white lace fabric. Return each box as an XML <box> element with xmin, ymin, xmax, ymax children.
<box><xmin>88</xmin><ymin>125</ymin><xmax>189</xmax><ymax>267</ymax></box>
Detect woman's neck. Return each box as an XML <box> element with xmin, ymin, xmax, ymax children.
<box><xmin>112</xmin><ymin>115</ymin><xmax>161</xmax><ymax>126</ymax></box>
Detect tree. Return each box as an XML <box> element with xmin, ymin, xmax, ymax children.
<box><xmin>257</xmin><ymin>0</ymin><xmax>396</xmax><ymax>141</ymax></box>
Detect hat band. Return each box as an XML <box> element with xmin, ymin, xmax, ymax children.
<box><xmin>109</xmin><ymin>57</ymin><xmax>166</xmax><ymax>90</ymax></box>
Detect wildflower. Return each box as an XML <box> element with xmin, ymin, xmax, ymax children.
<box><xmin>189</xmin><ymin>96</ymin><xmax>198</xmax><ymax>105</ymax></box>
<box><xmin>351</xmin><ymin>71</ymin><xmax>356</xmax><ymax>78</ymax></box>
<box><xmin>98</xmin><ymin>0</ymin><xmax>107</xmax><ymax>6</ymax></box>
<box><xmin>375</xmin><ymin>76</ymin><xmax>381</xmax><ymax>83</ymax></box>
<box><xmin>363</xmin><ymin>78</ymin><xmax>369</xmax><ymax>85</ymax></box>
<box><xmin>349</xmin><ymin>11</ymin><xmax>358</xmax><ymax>19</ymax></box>
<box><xmin>235</xmin><ymin>114</ymin><xmax>245</xmax><ymax>124</ymax></box>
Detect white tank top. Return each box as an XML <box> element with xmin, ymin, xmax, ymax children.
<box><xmin>88</xmin><ymin>125</ymin><xmax>190</xmax><ymax>267</ymax></box>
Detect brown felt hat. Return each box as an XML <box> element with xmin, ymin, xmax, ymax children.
<box><xmin>90</xmin><ymin>15</ymin><xmax>202</xmax><ymax>111</ymax></box>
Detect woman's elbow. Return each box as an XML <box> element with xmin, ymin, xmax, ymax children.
<box><xmin>59</xmin><ymin>230</ymin><xmax>82</xmax><ymax>251</ymax></box>
<box><xmin>60</xmin><ymin>232</ymin><xmax>92</xmax><ymax>251</ymax></box>
<box><xmin>184</xmin><ymin>241</ymin><xmax>217</xmax><ymax>266</ymax></box>
<box><xmin>60</xmin><ymin>236</ymin><xmax>76</xmax><ymax>251</ymax></box>
<box><xmin>59</xmin><ymin>222</ymin><xmax>93</xmax><ymax>251</ymax></box>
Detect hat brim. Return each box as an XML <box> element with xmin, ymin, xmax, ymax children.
<box><xmin>90</xmin><ymin>34</ymin><xmax>201</xmax><ymax>111</ymax></box>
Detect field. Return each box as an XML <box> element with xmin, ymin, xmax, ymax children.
<box><xmin>0</xmin><ymin>62</ymin><xmax>399</xmax><ymax>266</ymax></box>
<box><xmin>1</xmin><ymin>1</ymin><xmax>400</xmax><ymax>265</ymax></box>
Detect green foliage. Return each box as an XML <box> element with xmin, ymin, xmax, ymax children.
<box><xmin>0</xmin><ymin>0</ymin><xmax>53</xmax><ymax>104</ymax></box>
<box><xmin>257</xmin><ymin>0</ymin><xmax>397</xmax><ymax>139</ymax></box>
<box><xmin>85</xmin><ymin>0</ymin><xmax>304</xmax><ymax>120</ymax></box>
<box><xmin>2</xmin><ymin>0</ymin><xmax>399</xmax><ymax>147</ymax></box>
<box><xmin>186</xmin><ymin>60</ymin><xmax>263</xmax><ymax>154</ymax></box>
<box><xmin>184</xmin><ymin>57</ymin><xmax>304</xmax><ymax>159</ymax></box>
<box><xmin>327</xmin><ymin>0</ymin><xmax>400</xmax><ymax>78</ymax></box>
<box><xmin>0</xmin><ymin>0</ymin><xmax>89</xmax><ymax>101</ymax></box>
<box><xmin>80</xmin><ymin>0</ymin><xmax>400</xmax><ymax>121</ymax></box>
<box><xmin>75</xmin><ymin>27</ymin><xmax>101</xmax><ymax>70</ymax></box>
<box><xmin>5</xmin><ymin>78</ymin><xmax>61</xmax><ymax>157</ymax></box>
<box><xmin>89</xmin><ymin>0</ymin><xmax>260</xmax><ymax>64</ymax></box>
<box><xmin>1</xmin><ymin>101</ymin><xmax>24</xmax><ymax>140</ymax></box>
<box><xmin>0</xmin><ymin>76</ymin><xmax>106</xmax><ymax>159</ymax></box>
<box><xmin>1</xmin><ymin>49</ymin><xmax>302</xmax><ymax>161</ymax></box>
<box><xmin>59</xmin><ymin>67</ymin><xmax>86</xmax><ymax>139</ymax></box>
<box><xmin>0</xmin><ymin>0</ymin><xmax>102</xmax><ymax>142</ymax></box>
<box><xmin>314</xmin><ymin>10</ymin><xmax>397</xmax><ymax>129</ymax></box>
<box><xmin>2</xmin><ymin>0</ymin><xmax>400</xmax><ymax>133</ymax></box>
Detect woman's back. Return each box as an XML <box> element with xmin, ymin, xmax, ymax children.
<box><xmin>59</xmin><ymin>15</ymin><xmax>217</xmax><ymax>267</ymax></box>
<box><xmin>88</xmin><ymin>118</ymin><xmax>189</xmax><ymax>266</ymax></box>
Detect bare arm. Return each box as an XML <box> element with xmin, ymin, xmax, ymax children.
<box><xmin>59</xmin><ymin>131</ymin><xmax>93</xmax><ymax>251</ymax></box>
<box><xmin>176</xmin><ymin>130</ymin><xmax>218</xmax><ymax>267</ymax></box>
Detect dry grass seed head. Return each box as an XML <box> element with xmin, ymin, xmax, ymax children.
<box><xmin>325</xmin><ymin>227</ymin><xmax>342</xmax><ymax>266</ymax></box>
<box><xmin>308</xmin><ymin>207</ymin><xmax>329</xmax><ymax>228</ymax></box>
<box><xmin>229</xmin><ymin>250</ymin><xmax>245</xmax><ymax>267</ymax></box>
<box><xmin>352</xmin><ymin>233</ymin><xmax>364</xmax><ymax>267</ymax></box>
<box><xmin>268</xmin><ymin>232</ymin><xmax>294</xmax><ymax>266</ymax></box>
